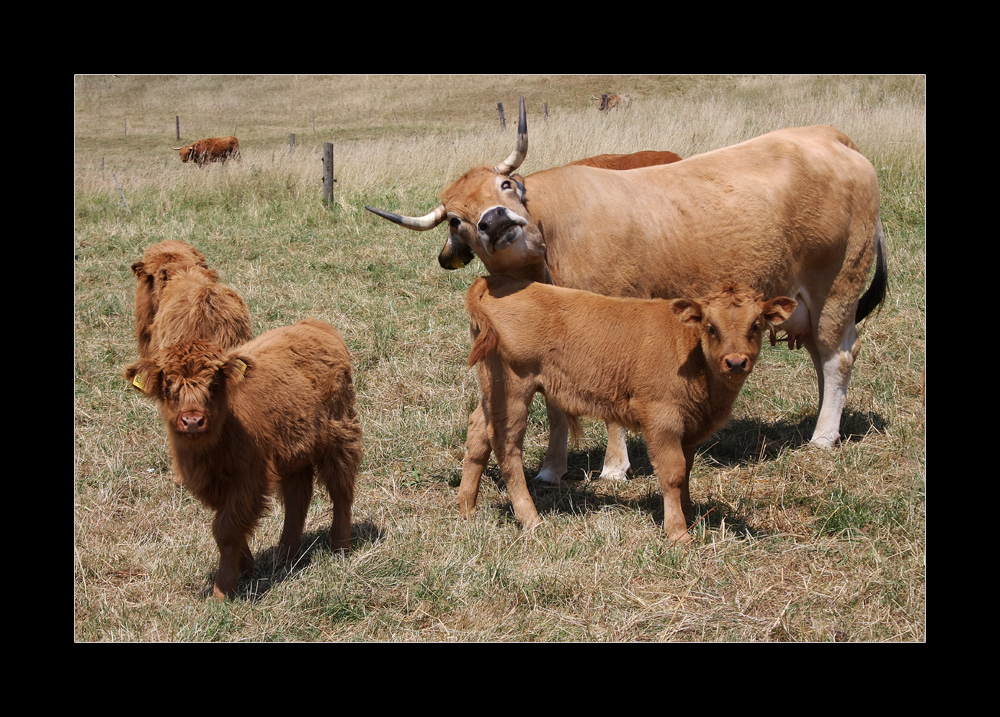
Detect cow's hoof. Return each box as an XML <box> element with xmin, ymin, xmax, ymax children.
<box><xmin>534</xmin><ymin>468</ymin><xmax>563</xmax><ymax>485</ymax></box>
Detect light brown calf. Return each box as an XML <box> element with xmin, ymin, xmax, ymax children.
<box><xmin>459</xmin><ymin>276</ymin><xmax>795</xmax><ymax>543</ymax></box>
<box><xmin>125</xmin><ymin>318</ymin><xmax>363</xmax><ymax>599</ymax></box>
<box><xmin>131</xmin><ymin>241</ymin><xmax>252</xmax><ymax>359</ymax></box>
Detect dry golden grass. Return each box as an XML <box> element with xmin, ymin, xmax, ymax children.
<box><xmin>75</xmin><ymin>75</ymin><xmax>925</xmax><ymax>641</ymax></box>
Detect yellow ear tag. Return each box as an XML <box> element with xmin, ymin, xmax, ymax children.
<box><xmin>235</xmin><ymin>359</ymin><xmax>248</xmax><ymax>376</ymax></box>
<box><xmin>132</xmin><ymin>373</ymin><xmax>145</xmax><ymax>390</ymax></box>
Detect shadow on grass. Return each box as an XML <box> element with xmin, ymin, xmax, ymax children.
<box><xmin>211</xmin><ymin>519</ymin><xmax>386</xmax><ymax>602</ymax></box>
<box><xmin>453</xmin><ymin>407</ymin><xmax>886</xmax><ymax>542</ymax></box>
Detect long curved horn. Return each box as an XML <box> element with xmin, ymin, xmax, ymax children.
<box><xmin>365</xmin><ymin>204</ymin><xmax>447</xmax><ymax>231</ymax></box>
<box><xmin>171</xmin><ymin>146</ymin><xmax>185</xmax><ymax>150</ymax></box>
<box><xmin>493</xmin><ymin>96</ymin><xmax>528</xmax><ymax>175</ymax></box>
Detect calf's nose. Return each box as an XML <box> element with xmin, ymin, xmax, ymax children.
<box><xmin>725</xmin><ymin>356</ymin><xmax>748</xmax><ymax>373</ymax></box>
<box><xmin>177</xmin><ymin>411</ymin><xmax>207</xmax><ymax>434</ymax></box>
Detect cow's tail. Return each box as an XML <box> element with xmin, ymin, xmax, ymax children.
<box><xmin>856</xmin><ymin>213</ymin><xmax>888</xmax><ymax>323</ymax></box>
<box><xmin>467</xmin><ymin>278</ymin><xmax>499</xmax><ymax>367</ymax></box>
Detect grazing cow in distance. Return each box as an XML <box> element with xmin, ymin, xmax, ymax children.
<box><xmin>172</xmin><ymin>136</ymin><xmax>241</xmax><ymax>166</ymax></box>
<box><xmin>130</xmin><ymin>240</ymin><xmax>252</xmax><ymax>359</ymax></box>
<box><xmin>125</xmin><ymin>318</ymin><xmax>363</xmax><ymax>600</ymax></box>
<box><xmin>459</xmin><ymin>276</ymin><xmax>796</xmax><ymax>542</ymax></box>
<box><xmin>566</xmin><ymin>150</ymin><xmax>682</xmax><ymax>170</ymax></box>
<box><xmin>366</xmin><ymin>97</ymin><xmax>887</xmax><ymax>486</ymax></box>
<box><xmin>593</xmin><ymin>93</ymin><xmax>632</xmax><ymax>111</ymax></box>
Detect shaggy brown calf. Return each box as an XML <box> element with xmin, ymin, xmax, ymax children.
<box><xmin>172</xmin><ymin>136</ymin><xmax>241</xmax><ymax>166</ymax></box>
<box><xmin>125</xmin><ymin>319</ymin><xmax>363</xmax><ymax>599</ymax></box>
<box><xmin>459</xmin><ymin>276</ymin><xmax>796</xmax><ymax>543</ymax></box>
<box><xmin>131</xmin><ymin>240</ymin><xmax>210</xmax><ymax>357</ymax></box>
<box><xmin>131</xmin><ymin>241</ymin><xmax>252</xmax><ymax>359</ymax></box>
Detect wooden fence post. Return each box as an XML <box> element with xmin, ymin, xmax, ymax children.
<box><xmin>322</xmin><ymin>142</ymin><xmax>335</xmax><ymax>205</ymax></box>
<box><xmin>498</xmin><ymin>102</ymin><xmax>506</xmax><ymax>131</ymax></box>
<box><xmin>290</xmin><ymin>133</ymin><xmax>295</xmax><ymax>155</ymax></box>
<box><xmin>176</xmin><ymin>116</ymin><xmax>180</xmax><ymax>141</ymax></box>
<box><xmin>543</xmin><ymin>102</ymin><xmax>549</xmax><ymax>122</ymax></box>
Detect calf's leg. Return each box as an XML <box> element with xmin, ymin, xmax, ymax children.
<box><xmin>211</xmin><ymin>516</ymin><xmax>254</xmax><ymax>600</ymax></box>
<box><xmin>647</xmin><ymin>433</ymin><xmax>695</xmax><ymax>544</ymax></box>
<box><xmin>278</xmin><ymin>468</ymin><xmax>314</xmax><ymax>564</ymax></box>
<box><xmin>457</xmin><ymin>403</ymin><xmax>492</xmax><ymax>518</ymax></box>
<box><xmin>482</xmin><ymin>384</ymin><xmax>542</xmax><ymax>530</ymax></box>
<box><xmin>318</xmin><ymin>439</ymin><xmax>360</xmax><ymax>554</ymax></box>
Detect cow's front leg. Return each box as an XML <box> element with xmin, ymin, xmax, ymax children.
<box><xmin>598</xmin><ymin>422</ymin><xmax>632</xmax><ymax>480</ymax></box>
<box><xmin>535</xmin><ymin>400</ymin><xmax>568</xmax><ymax>484</ymax></box>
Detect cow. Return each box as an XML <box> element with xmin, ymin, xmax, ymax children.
<box><xmin>130</xmin><ymin>240</ymin><xmax>252</xmax><ymax>359</ymax></box>
<box><xmin>593</xmin><ymin>93</ymin><xmax>632</xmax><ymax>111</ymax></box>
<box><xmin>124</xmin><ymin>318</ymin><xmax>363</xmax><ymax>599</ymax></box>
<box><xmin>566</xmin><ymin>150</ymin><xmax>682</xmax><ymax>170</ymax></box>
<box><xmin>172</xmin><ymin>136</ymin><xmax>241</xmax><ymax>166</ymax></box>
<box><xmin>366</xmin><ymin>97</ymin><xmax>887</xmax><ymax>487</ymax></box>
<box><xmin>459</xmin><ymin>275</ymin><xmax>796</xmax><ymax>541</ymax></box>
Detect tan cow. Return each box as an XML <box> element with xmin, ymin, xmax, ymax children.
<box><xmin>366</xmin><ymin>97</ymin><xmax>887</xmax><ymax>485</ymax></box>
<box><xmin>125</xmin><ymin>319</ymin><xmax>363</xmax><ymax>599</ymax></box>
<box><xmin>172</xmin><ymin>136</ymin><xmax>241</xmax><ymax>166</ymax></box>
<box><xmin>460</xmin><ymin>275</ymin><xmax>796</xmax><ymax>541</ymax></box>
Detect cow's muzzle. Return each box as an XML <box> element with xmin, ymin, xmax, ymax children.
<box><xmin>176</xmin><ymin>410</ymin><xmax>209</xmax><ymax>436</ymax></box>
<box><xmin>477</xmin><ymin>206</ymin><xmax>528</xmax><ymax>256</ymax></box>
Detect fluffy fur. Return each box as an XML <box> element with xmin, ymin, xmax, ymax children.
<box><xmin>125</xmin><ymin>319</ymin><xmax>363</xmax><ymax>599</ymax></box>
<box><xmin>131</xmin><ymin>240</ymin><xmax>252</xmax><ymax>359</ymax></box>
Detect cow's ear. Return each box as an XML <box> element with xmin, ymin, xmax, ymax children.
<box><xmin>131</xmin><ymin>260</ymin><xmax>146</xmax><ymax>278</ymax></box>
<box><xmin>762</xmin><ymin>297</ymin><xmax>797</xmax><ymax>327</ymax></box>
<box><xmin>510</xmin><ymin>174</ymin><xmax>527</xmax><ymax>199</ymax></box>
<box><xmin>670</xmin><ymin>298</ymin><xmax>703</xmax><ymax>326</ymax></box>
<box><xmin>224</xmin><ymin>354</ymin><xmax>253</xmax><ymax>384</ymax></box>
<box><xmin>125</xmin><ymin>359</ymin><xmax>161</xmax><ymax>398</ymax></box>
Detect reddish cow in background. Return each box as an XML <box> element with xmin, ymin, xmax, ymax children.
<box><xmin>125</xmin><ymin>319</ymin><xmax>363</xmax><ymax>600</ymax></box>
<box><xmin>172</xmin><ymin>136</ymin><xmax>241</xmax><ymax>166</ymax></box>
<box><xmin>566</xmin><ymin>150</ymin><xmax>681</xmax><ymax>169</ymax></box>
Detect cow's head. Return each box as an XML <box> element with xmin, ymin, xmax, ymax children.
<box><xmin>365</xmin><ymin>97</ymin><xmax>550</xmax><ymax>282</ymax></box>
<box><xmin>171</xmin><ymin>144</ymin><xmax>195</xmax><ymax>162</ymax></box>
<box><xmin>670</xmin><ymin>286</ymin><xmax>797</xmax><ymax>382</ymax></box>
<box><xmin>125</xmin><ymin>340</ymin><xmax>250</xmax><ymax>442</ymax></box>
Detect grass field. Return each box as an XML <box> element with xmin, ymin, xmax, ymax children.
<box><xmin>74</xmin><ymin>75</ymin><xmax>925</xmax><ymax>641</ymax></box>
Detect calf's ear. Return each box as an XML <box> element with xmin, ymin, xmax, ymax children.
<box><xmin>762</xmin><ymin>297</ymin><xmax>797</xmax><ymax>326</ymax></box>
<box><xmin>131</xmin><ymin>261</ymin><xmax>146</xmax><ymax>278</ymax></box>
<box><xmin>223</xmin><ymin>354</ymin><xmax>253</xmax><ymax>384</ymax></box>
<box><xmin>670</xmin><ymin>298</ymin><xmax>704</xmax><ymax>326</ymax></box>
<box><xmin>124</xmin><ymin>359</ymin><xmax>161</xmax><ymax>397</ymax></box>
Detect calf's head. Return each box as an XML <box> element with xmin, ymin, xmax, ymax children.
<box><xmin>670</xmin><ymin>286</ymin><xmax>797</xmax><ymax>381</ymax></box>
<box><xmin>132</xmin><ymin>242</ymin><xmax>213</xmax><ymax>314</ymax></box>
<box><xmin>125</xmin><ymin>340</ymin><xmax>250</xmax><ymax>441</ymax></box>
<box><xmin>365</xmin><ymin>97</ymin><xmax>549</xmax><ymax>283</ymax></box>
